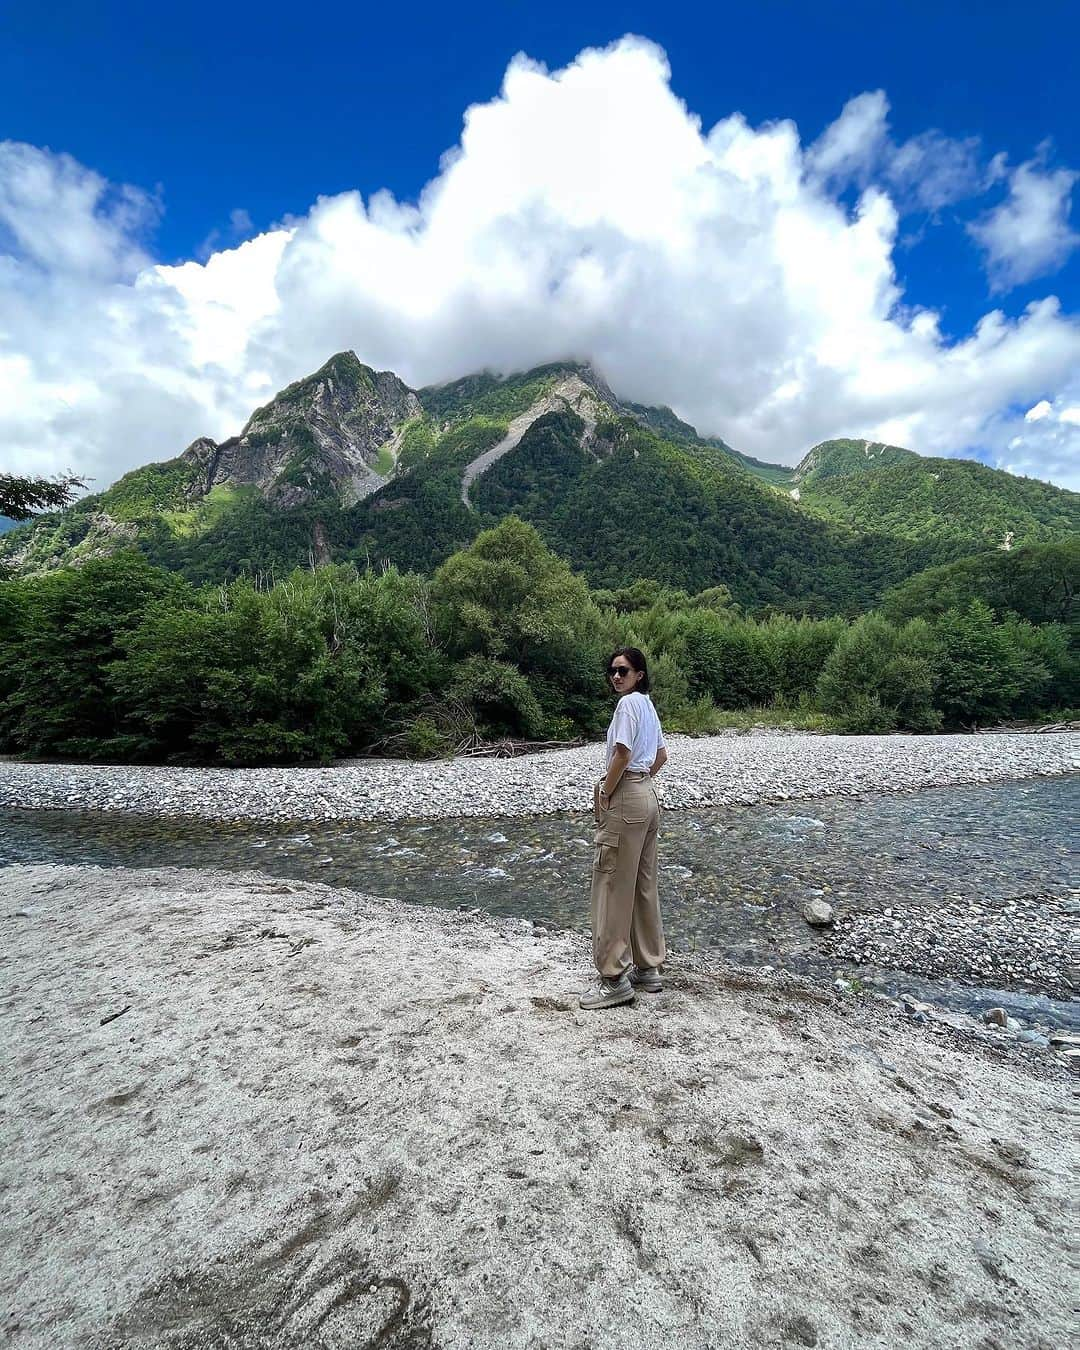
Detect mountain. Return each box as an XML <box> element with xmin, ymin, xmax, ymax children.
<box><xmin>791</xmin><ymin>437</ymin><xmax>917</xmax><ymax>487</ymax></box>
<box><xmin>788</xmin><ymin>438</ymin><xmax>1075</xmax><ymax>555</ymax></box>
<box><xmin>4</xmin><ymin>354</ymin><xmax>1077</xmax><ymax>615</ymax></box>
<box><xmin>181</xmin><ymin>352</ymin><xmax>421</xmax><ymax>507</ymax></box>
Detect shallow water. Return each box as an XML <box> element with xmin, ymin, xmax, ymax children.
<box><xmin>3</xmin><ymin>776</ymin><xmax>1076</xmax><ymax>1026</ymax></box>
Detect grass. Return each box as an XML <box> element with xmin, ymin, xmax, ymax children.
<box><xmin>160</xmin><ymin>484</ymin><xmax>254</xmax><ymax>537</ymax></box>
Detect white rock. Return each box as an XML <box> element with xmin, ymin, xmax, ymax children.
<box><xmin>803</xmin><ymin>899</ymin><xmax>835</xmax><ymax>927</ymax></box>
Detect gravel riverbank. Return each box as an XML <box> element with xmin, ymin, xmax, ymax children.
<box><xmin>1</xmin><ymin>731</ymin><xmax>1077</xmax><ymax>823</ymax></box>
<box><xmin>2</xmin><ymin>864</ymin><xmax>1074</xmax><ymax>1350</ymax></box>
<box><xmin>824</xmin><ymin>890</ymin><xmax>1077</xmax><ymax>1003</ymax></box>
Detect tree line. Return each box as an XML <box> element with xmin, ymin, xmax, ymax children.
<box><xmin>0</xmin><ymin>518</ymin><xmax>1075</xmax><ymax>765</ymax></box>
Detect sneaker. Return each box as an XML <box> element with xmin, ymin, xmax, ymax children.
<box><xmin>629</xmin><ymin>965</ymin><xmax>663</xmax><ymax>993</ymax></box>
<box><xmin>579</xmin><ymin>975</ymin><xmax>636</xmax><ymax>1010</ymax></box>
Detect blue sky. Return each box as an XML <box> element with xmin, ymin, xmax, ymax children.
<box><xmin>2</xmin><ymin>0</ymin><xmax>1078</xmax><ymax>487</ymax></box>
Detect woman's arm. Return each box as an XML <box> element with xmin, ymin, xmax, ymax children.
<box><xmin>600</xmin><ymin>743</ymin><xmax>631</xmax><ymax>805</ymax></box>
<box><xmin>649</xmin><ymin>746</ymin><xmax>668</xmax><ymax>777</ymax></box>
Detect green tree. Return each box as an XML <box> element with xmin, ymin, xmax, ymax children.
<box><xmin>432</xmin><ymin>517</ymin><xmax>592</xmax><ymax>661</ymax></box>
<box><xmin>816</xmin><ymin>614</ymin><xmax>941</xmax><ymax>732</ymax></box>
<box><xmin>881</xmin><ymin>539</ymin><xmax>1080</xmax><ymax>626</ymax></box>
<box><xmin>675</xmin><ymin>614</ymin><xmax>779</xmax><ymax>707</ymax></box>
<box><xmin>931</xmin><ymin>600</ymin><xmax>1050</xmax><ymax>725</ymax></box>
<box><xmin>763</xmin><ymin>614</ymin><xmax>847</xmax><ymax>702</ymax></box>
<box><xmin>0</xmin><ymin>472</ymin><xmax>86</xmax><ymax>520</ymax></box>
<box><xmin>110</xmin><ymin>570</ymin><xmax>387</xmax><ymax>764</ymax></box>
<box><xmin>430</xmin><ymin>516</ymin><xmax>608</xmax><ymax>738</ymax></box>
<box><xmin>0</xmin><ymin>552</ymin><xmax>192</xmax><ymax>756</ymax></box>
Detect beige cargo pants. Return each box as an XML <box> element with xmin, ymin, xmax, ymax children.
<box><xmin>590</xmin><ymin>770</ymin><xmax>667</xmax><ymax>980</ymax></box>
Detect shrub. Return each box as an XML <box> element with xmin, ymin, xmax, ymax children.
<box><xmin>445</xmin><ymin>656</ymin><xmax>547</xmax><ymax>740</ymax></box>
<box><xmin>401</xmin><ymin>716</ymin><xmax>450</xmax><ymax>759</ymax></box>
<box><xmin>816</xmin><ymin>614</ymin><xmax>941</xmax><ymax>731</ymax></box>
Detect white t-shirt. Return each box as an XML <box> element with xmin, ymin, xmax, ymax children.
<box><xmin>605</xmin><ymin>691</ymin><xmax>666</xmax><ymax>772</ymax></box>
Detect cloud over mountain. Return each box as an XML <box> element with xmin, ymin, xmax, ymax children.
<box><xmin>2</xmin><ymin>37</ymin><xmax>1079</xmax><ymax>492</ymax></box>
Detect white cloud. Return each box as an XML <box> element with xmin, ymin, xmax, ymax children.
<box><xmin>887</xmin><ymin>129</ymin><xmax>986</xmax><ymax>213</ymax></box>
<box><xmin>0</xmin><ymin>140</ymin><xmax>158</xmax><ymax>279</ymax></box>
<box><xmin>196</xmin><ymin>206</ymin><xmax>257</xmax><ymax>262</ymax></box>
<box><xmin>1</xmin><ymin>37</ymin><xmax>1079</xmax><ymax>498</ymax></box>
<box><xmin>807</xmin><ymin>90</ymin><xmax>890</xmax><ymax>184</ymax></box>
<box><xmin>808</xmin><ymin>90</ymin><xmax>990</xmax><ymax>214</ymax></box>
<box><xmin>999</xmin><ymin>377</ymin><xmax>1080</xmax><ymax>485</ymax></box>
<box><xmin>968</xmin><ymin>150</ymin><xmax>1080</xmax><ymax>291</ymax></box>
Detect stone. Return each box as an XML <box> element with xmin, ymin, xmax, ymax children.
<box><xmin>901</xmin><ymin>995</ymin><xmax>934</xmax><ymax>1016</ymax></box>
<box><xmin>803</xmin><ymin>899</ymin><xmax>835</xmax><ymax>927</ymax></box>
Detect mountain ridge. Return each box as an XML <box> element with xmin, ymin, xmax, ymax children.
<box><xmin>4</xmin><ymin>352</ymin><xmax>1077</xmax><ymax>616</ymax></box>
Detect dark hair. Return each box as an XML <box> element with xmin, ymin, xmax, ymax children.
<box><xmin>606</xmin><ymin>646</ymin><xmax>650</xmax><ymax>693</ymax></box>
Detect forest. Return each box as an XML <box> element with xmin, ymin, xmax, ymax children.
<box><xmin>1</xmin><ymin>518</ymin><xmax>1075</xmax><ymax>766</ymax></box>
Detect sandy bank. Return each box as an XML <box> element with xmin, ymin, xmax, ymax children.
<box><xmin>0</xmin><ymin>730</ymin><xmax>1077</xmax><ymax>823</ymax></box>
<box><xmin>1</xmin><ymin>864</ymin><xmax>1073</xmax><ymax>1349</ymax></box>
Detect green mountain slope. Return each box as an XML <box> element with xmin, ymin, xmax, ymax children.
<box><xmin>792</xmin><ymin>440</ymin><xmax>1078</xmax><ymax>554</ymax></box>
<box><xmin>466</xmin><ymin>410</ymin><xmax>942</xmax><ymax>612</ymax></box>
<box><xmin>792</xmin><ymin>437</ymin><xmax>918</xmax><ymax>486</ymax></box>
<box><xmin>621</xmin><ymin>400</ymin><xmax>793</xmax><ymax>484</ymax></box>
<box><xmin>879</xmin><ymin>537</ymin><xmax>1080</xmax><ymax>626</ymax></box>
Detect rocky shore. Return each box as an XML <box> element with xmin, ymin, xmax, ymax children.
<box><xmin>0</xmin><ymin>730</ymin><xmax>1077</xmax><ymax>823</ymax></box>
<box><xmin>824</xmin><ymin>890</ymin><xmax>1077</xmax><ymax>1003</ymax></box>
<box><xmin>2</xmin><ymin>864</ymin><xmax>1075</xmax><ymax>1350</ymax></box>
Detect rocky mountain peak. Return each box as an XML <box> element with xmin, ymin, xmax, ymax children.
<box><xmin>181</xmin><ymin>352</ymin><xmax>422</xmax><ymax>508</ymax></box>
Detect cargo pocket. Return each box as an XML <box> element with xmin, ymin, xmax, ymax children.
<box><xmin>594</xmin><ymin>828</ymin><xmax>619</xmax><ymax>874</ymax></box>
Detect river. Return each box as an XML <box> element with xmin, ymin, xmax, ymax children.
<box><xmin>3</xmin><ymin>775</ymin><xmax>1076</xmax><ymax>1027</ymax></box>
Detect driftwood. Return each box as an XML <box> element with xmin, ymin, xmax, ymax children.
<box><xmin>973</xmin><ymin>720</ymin><xmax>1080</xmax><ymax>734</ymax></box>
<box><xmin>452</xmin><ymin>735</ymin><xmax>584</xmax><ymax>758</ymax></box>
<box><xmin>363</xmin><ymin>701</ymin><xmax>585</xmax><ymax>759</ymax></box>
<box><xmin>361</xmin><ymin>731</ymin><xmax>583</xmax><ymax>760</ymax></box>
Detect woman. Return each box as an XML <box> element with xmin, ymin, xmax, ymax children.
<box><xmin>580</xmin><ymin>646</ymin><xmax>668</xmax><ymax>1010</ymax></box>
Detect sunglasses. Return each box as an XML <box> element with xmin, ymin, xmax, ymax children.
<box><xmin>608</xmin><ymin>665</ymin><xmax>633</xmax><ymax>677</ymax></box>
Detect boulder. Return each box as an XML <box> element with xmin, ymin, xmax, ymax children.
<box><xmin>803</xmin><ymin>899</ymin><xmax>835</xmax><ymax>927</ymax></box>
